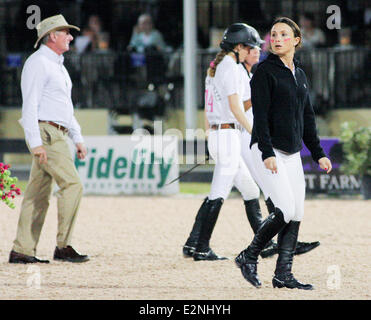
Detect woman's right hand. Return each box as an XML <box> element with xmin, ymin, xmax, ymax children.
<box><xmin>264</xmin><ymin>156</ymin><xmax>277</xmax><ymax>174</ymax></box>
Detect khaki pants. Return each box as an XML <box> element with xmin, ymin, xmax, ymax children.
<box><xmin>13</xmin><ymin>122</ymin><xmax>83</xmax><ymax>256</ymax></box>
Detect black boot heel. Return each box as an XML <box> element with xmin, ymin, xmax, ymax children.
<box><xmin>182</xmin><ymin>245</ymin><xmax>195</xmax><ymax>258</ymax></box>
<box><xmin>272</xmin><ymin>276</ymin><xmax>285</xmax><ymax>288</ymax></box>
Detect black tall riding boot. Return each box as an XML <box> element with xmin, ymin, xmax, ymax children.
<box><xmin>193</xmin><ymin>198</ymin><xmax>227</xmax><ymax>261</ymax></box>
<box><xmin>259</xmin><ymin>197</ymin><xmax>279</xmax><ymax>258</ymax></box>
<box><xmin>183</xmin><ymin>197</ymin><xmax>209</xmax><ymax>257</ymax></box>
<box><xmin>243</xmin><ymin>199</ymin><xmax>263</xmax><ymax>234</ymax></box>
<box><xmin>265</xmin><ymin>197</ymin><xmax>275</xmax><ymax>214</ymax></box>
<box><xmin>244</xmin><ymin>199</ymin><xmax>276</xmax><ymax>256</ymax></box>
<box><xmin>261</xmin><ymin>197</ymin><xmax>320</xmax><ymax>258</ymax></box>
<box><xmin>235</xmin><ymin>208</ymin><xmax>287</xmax><ymax>288</ymax></box>
<box><xmin>272</xmin><ymin>221</ymin><xmax>313</xmax><ymax>290</ymax></box>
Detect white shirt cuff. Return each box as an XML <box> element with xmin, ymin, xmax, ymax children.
<box><xmin>72</xmin><ymin>134</ymin><xmax>84</xmax><ymax>145</ymax></box>
<box><xmin>28</xmin><ymin>136</ymin><xmax>43</xmax><ymax>149</ymax></box>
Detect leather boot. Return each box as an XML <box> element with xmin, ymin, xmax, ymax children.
<box><xmin>260</xmin><ymin>241</ymin><xmax>278</xmax><ymax>258</ymax></box>
<box><xmin>183</xmin><ymin>197</ymin><xmax>209</xmax><ymax>258</ymax></box>
<box><xmin>244</xmin><ymin>199</ymin><xmax>276</xmax><ymax>258</ymax></box>
<box><xmin>261</xmin><ymin>197</ymin><xmax>320</xmax><ymax>258</ymax></box>
<box><xmin>244</xmin><ymin>199</ymin><xmax>263</xmax><ymax>234</ymax></box>
<box><xmin>265</xmin><ymin>197</ymin><xmax>275</xmax><ymax>214</ymax></box>
<box><xmin>193</xmin><ymin>198</ymin><xmax>227</xmax><ymax>261</ymax></box>
<box><xmin>295</xmin><ymin>240</ymin><xmax>320</xmax><ymax>255</ymax></box>
<box><xmin>272</xmin><ymin>221</ymin><xmax>313</xmax><ymax>290</ymax></box>
<box><xmin>235</xmin><ymin>208</ymin><xmax>287</xmax><ymax>288</ymax></box>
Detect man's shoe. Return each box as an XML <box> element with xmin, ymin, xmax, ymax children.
<box><xmin>193</xmin><ymin>248</ymin><xmax>228</xmax><ymax>261</ymax></box>
<box><xmin>272</xmin><ymin>274</ymin><xmax>313</xmax><ymax>290</ymax></box>
<box><xmin>53</xmin><ymin>246</ymin><xmax>89</xmax><ymax>263</ymax></box>
<box><xmin>295</xmin><ymin>241</ymin><xmax>320</xmax><ymax>255</ymax></box>
<box><xmin>183</xmin><ymin>245</ymin><xmax>195</xmax><ymax>258</ymax></box>
<box><xmin>9</xmin><ymin>250</ymin><xmax>50</xmax><ymax>264</ymax></box>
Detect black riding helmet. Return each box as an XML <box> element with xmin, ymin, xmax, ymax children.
<box><xmin>220</xmin><ymin>23</ymin><xmax>265</xmax><ymax>62</ymax></box>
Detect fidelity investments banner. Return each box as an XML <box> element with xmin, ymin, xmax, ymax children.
<box><xmin>74</xmin><ymin>135</ymin><xmax>179</xmax><ymax>195</ymax></box>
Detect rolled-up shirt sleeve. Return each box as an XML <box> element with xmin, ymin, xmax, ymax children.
<box><xmin>68</xmin><ymin>115</ymin><xmax>84</xmax><ymax>144</ymax></box>
<box><xmin>21</xmin><ymin>59</ymin><xmax>47</xmax><ymax>149</ymax></box>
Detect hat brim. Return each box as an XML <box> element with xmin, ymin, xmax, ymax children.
<box><xmin>34</xmin><ymin>25</ymin><xmax>80</xmax><ymax>49</ymax></box>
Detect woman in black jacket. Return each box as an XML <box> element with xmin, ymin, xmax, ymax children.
<box><xmin>235</xmin><ymin>17</ymin><xmax>332</xmax><ymax>290</ymax></box>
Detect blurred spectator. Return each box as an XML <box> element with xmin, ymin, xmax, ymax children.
<box><xmin>127</xmin><ymin>13</ymin><xmax>167</xmax><ymax>53</ymax></box>
<box><xmin>74</xmin><ymin>15</ymin><xmax>110</xmax><ymax>54</ymax></box>
<box><xmin>261</xmin><ymin>30</ymin><xmax>271</xmax><ymax>61</ymax></box>
<box><xmin>365</xmin><ymin>8</ymin><xmax>371</xmax><ymax>48</ymax></box>
<box><xmin>334</xmin><ymin>28</ymin><xmax>355</xmax><ymax>50</ymax></box>
<box><xmin>365</xmin><ymin>7</ymin><xmax>371</xmax><ymax>25</ymax></box>
<box><xmin>333</xmin><ymin>27</ymin><xmax>360</xmax><ymax>106</ymax></box>
<box><xmin>299</xmin><ymin>13</ymin><xmax>326</xmax><ymax>49</ymax></box>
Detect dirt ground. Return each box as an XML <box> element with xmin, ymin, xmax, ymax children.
<box><xmin>0</xmin><ymin>195</ymin><xmax>370</xmax><ymax>300</ymax></box>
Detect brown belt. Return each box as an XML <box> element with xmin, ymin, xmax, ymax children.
<box><xmin>211</xmin><ymin>123</ymin><xmax>236</xmax><ymax>130</ymax></box>
<box><xmin>38</xmin><ymin>120</ymin><xmax>68</xmax><ymax>133</ymax></box>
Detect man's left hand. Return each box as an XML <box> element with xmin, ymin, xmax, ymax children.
<box><xmin>76</xmin><ymin>143</ymin><xmax>87</xmax><ymax>160</ymax></box>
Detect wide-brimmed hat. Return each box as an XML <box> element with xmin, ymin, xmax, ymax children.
<box><xmin>34</xmin><ymin>14</ymin><xmax>80</xmax><ymax>49</ymax></box>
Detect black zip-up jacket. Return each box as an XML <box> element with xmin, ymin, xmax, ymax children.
<box><xmin>250</xmin><ymin>53</ymin><xmax>326</xmax><ymax>162</ymax></box>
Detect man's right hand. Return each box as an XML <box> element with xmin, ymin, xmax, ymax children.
<box><xmin>32</xmin><ymin>146</ymin><xmax>47</xmax><ymax>164</ymax></box>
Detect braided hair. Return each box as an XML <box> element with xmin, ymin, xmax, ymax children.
<box><xmin>207</xmin><ymin>50</ymin><xmax>228</xmax><ymax>78</ymax></box>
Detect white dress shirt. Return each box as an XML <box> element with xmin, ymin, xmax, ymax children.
<box><xmin>20</xmin><ymin>44</ymin><xmax>84</xmax><ymax>148</ymax></box>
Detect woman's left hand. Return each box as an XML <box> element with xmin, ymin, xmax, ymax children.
<box><xmin>318</xmin><ymin>157</ymin><xmax>332</xmax><ymax>173</ymax></box>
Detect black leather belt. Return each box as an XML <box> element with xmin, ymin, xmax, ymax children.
<box><xmin>38</xmin><ymin>120</ymin><xmax>68</xmax><ymax>133</ymax></box>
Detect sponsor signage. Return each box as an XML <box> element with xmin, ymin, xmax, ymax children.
<box><xmin>301</xmin><ymin>138</ymin><xmax>361</xmax><ymax>194</ymax></box>
<box><xmin>74</xmin><ymin>135</ymin><xmax>179</xmax><ymax>195</ymax></box>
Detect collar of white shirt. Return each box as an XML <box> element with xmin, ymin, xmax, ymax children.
<box><xmin>39</xmin><ymin>44</ymin><xmax>64</xmax><ymax>65</ymax></box>
<box><xmin>284</xmin><ymin>62</ymin><xmax>296</xmax><ymax>79</ymax></box>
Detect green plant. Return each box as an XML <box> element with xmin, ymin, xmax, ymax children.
<box><xmin>340</xmin><ymin>122</ymin><xmax>371</xmax><ymax>177</ymax></box>
<box><xmin>0</xmin><ymin>163</ymin><xmax>21</xmax><ymax>209</ymax></box>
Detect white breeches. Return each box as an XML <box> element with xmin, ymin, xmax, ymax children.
<box><xmin>240</xmin><ymin>130</ymin><xmax>268</xmax><ymax>200</ymax></box>
<box><xmin>251</xmin><ymin>143</ymin><xmax>306</xmax><ymax>223</ymax></box>
<box><xmin>208</xmin><ymin>129</ymin><xmax>260</xmax><ymax>201</ymax></box>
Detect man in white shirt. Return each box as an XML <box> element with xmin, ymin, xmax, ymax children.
<box><xmin>9</xmin><ymin>15</ymin><xmax>89</xmax><ymax>264</ymax></box>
